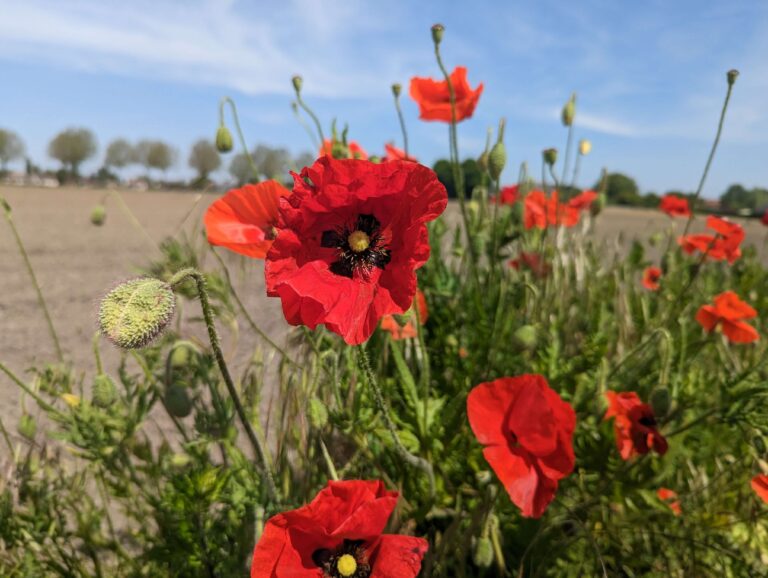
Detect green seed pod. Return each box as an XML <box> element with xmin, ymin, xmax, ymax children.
<box><xmin>473</xmin><ymin>536</ymin><xmax>494</xmax><ymax>569</ymax></box>
<box><xmin>18</xmin><ymin>414</ymin><xmax>37</xmax><ymax>440</ymax></box>
<box><xmin>90</xmin><ymin>205</ymin><xmax>106</xmax><ymax>226</ymax></box>
<box><xmin>727</xmin><ymin>69</ymin><xmax>739</xmax><ymax>86</ymax></box>
<box><xmin>561</xmin><ymin>93</ymin><xmax>576</xmax><ymax>126</ymax></box>
<box><xmin>92</xmin><ymin>373</ymin><xmax>118</xmax><ymax>408</ymax></box>
<box><xmin>164</xmin><ymin>384</ymin><xmax>193</xmax><ymax>418</ymax></box>
<box><xmin>291</xmin><ymin>75</ymin><xmax>303</xmax><ymax>93</ymax></box>
<box><xmin>308</xmin><ymin>397</ymin><xmax>329</xmax><ymax>429</ymax></box>
<box><xmin>98</xmin><ymin>277</ymin><xmax>176</xmax><ymax>349</ymax></box>
<box><xmin>753</xmin><ymin>435</ymin><xmax>767</xmax><ymax>455</ymax></box>
<box><xmin>650</xmin><ymin>387</ymin><xmax>671</xmax><ymax>418</ymax></box>
<box><xmin>391</xmin><ymin>83</ymin><xmax>402</xmax><ymax>98</ymax></box>
<box><xmin>488</xmin><ymin>142</ymin><xmax>507</xmax><ymax>181</ymax></box>
<box><xmin>215</xmin><ymin>126</ymin><xmax>233</xmax><ymax>153</ymax></box>
<box><xmin>514</xmin><ymin>325</ymin><xmax>538</xmax><ymax>350</ymax></box>
<box><xmin>543</xmin><ymin>148</ymin><xmax>558</xmax><ymax>167</ymax></box>
<box><xmin>431</xmin><ymin>23</ymin><xmax>445</xmax><ymax>45</ymax></box>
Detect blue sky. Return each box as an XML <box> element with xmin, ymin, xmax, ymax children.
<box><xmin>1</xmin><ymin>0</ymin><xmax>767</xmax><ymax>197</ymax></box>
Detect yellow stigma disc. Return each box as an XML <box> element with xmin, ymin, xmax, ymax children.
<box><xmin>347</xmin><ymin>230</ymin><xmax>370</xmax><ymax>253</ymax></box>
<box><xmin>336</xmin><ymin>554</ymin><xmax>358</xmax><ymax>576</ymax></box>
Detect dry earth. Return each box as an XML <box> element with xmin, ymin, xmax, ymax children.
<box><xmin>2</xmin><ymin>186</ymin><xmax>767</xmax><ymax>432</ymax></box>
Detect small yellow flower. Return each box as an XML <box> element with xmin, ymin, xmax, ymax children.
<box><xmin>61</xmin><ymin>393</ymin><xmax>81</xmax><ymax>408</ymax></box>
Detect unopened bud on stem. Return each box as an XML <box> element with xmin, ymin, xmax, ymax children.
<box><xmin>578</xmin><ymin>139</ymin><xmax>592</xmax><ymax>156</ymax></box>
<box><xmin>727</xmin><ymin>69</ymin><xmax>739</xmax><ymax>85</ymax></box>
<box><xmin>488</xmin><ymin>118</ymin><xmax>507</xmax><ymax>181</ymax></box>
<box><xmin>543</xmin><ymin>147</ymin><xmax>558</xmax><ymax>167</ymax></box>
<box><xmin>215</xmin><ymin>126</ymin><xmax>233</xmax><ymax>153</ymax></box>
<box><xmin>431</xmin><ymin>24</ymin><xmax>444</xmax><ymax>45</ymax></box>
<box><xmin>291</xmin><ymin>75</ymin><xmax>303</xmax><ymax>94</ymax></box>
<box><xmin>562</xmin><ymin>92</ymin><xmax>576</xmax><ymax>126</ymax></box>
<box><xmin>391</xmin><ymin>83</ymin><xmax>402</xmax><ymax>98</ymax></box>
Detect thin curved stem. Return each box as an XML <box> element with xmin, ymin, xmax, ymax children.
<box><xmin>1</xmin><ymin>197</ymin><xmax>63</xmax><ymax>362</ymax></box>
<box><xmin>292</xmin><ymin>102</ymin><xmax>320</xmax><ymax>150</ymax></box>
<box><xmin>220</xmin><ymin>97</ymin><xmax>260</xmax><ymax>182</ymax></box>
<box><xmin>560</xmin><ymin>123</ymin><xmax>574</xmax><ymax>191</ymax></box>
<box><xmin>169</xmin><ymin>268</ymin><xmax>279</xmax><ymax>503</ymax></box>
<box><xmin>295</xmin><ymin>93</ymin><xmax>326</xmax><ymax>145</ymax></box>
<box><xmin>393</xmin><ymin>93</ymin><xmax>410</xmax><ymax>157</ymax></box>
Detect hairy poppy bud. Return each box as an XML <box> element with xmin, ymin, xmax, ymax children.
<box><xmin>488</xmin><ymin>142</ymin><xmax>506</xmax><ymax>181</ymax></box>
<box><xmin>514</xmin><ymin>325</ymin><xmax>538</xmax><ymax>349</ymax></box>
<box><xmin>215</xmin><ymin>126</ymin><xmax>233</xmax><ymax>153</ymax></box>
<box><xmin>727</xmin><ymin>69</ymin><xmax>739</xmax><ymax>85</ymax></box>
<box><xmin>543</xmin><ymin>147</ymin><xmax>558</xmax><ymax>167</ymax></box>
<box><xmin>99</xmin><ymin>277</ymin><xmax>176</xmax><ymax>349</ymax></box>
<box><xmin>18</xmin><ymin>414</ymin><xmax>37</xmax><ymax>440</ymax></box>
<box><xmin>291</xmin><ymin>75</ymin><xmax>303</xmax><ymax>93</ymax></box>
<box><xmin>90</xmin><ymin>205</ymin><xmax>106</xmax><ymax>226</ymax></box>
<box><xmin>92</xmin><ymin>373</ymin><xmax>118</xmax><ymax>408</ymax></box>
<box><xmin>579</xmin><ymin>139</ymin><xmax>592</xmax><ymax>156</ymax></box>
<box><xmin>431</xmin><ymin>23</ymin><xmax>445</xmax><ymax>45</ymax></box>
<box><xmin>650</xmin><ymin>387</ymin><xmax>671</xmax><ymax>417</ymax></box>
<box><xmin>473</xmin><ymin>537</ymin><xmax>494</xmax><ymax>569</ymax></box>
<box><xmin>562</xmin><ymin>93</ymin><xmax>576</xmax><ymax>126</ymax></box>
<box><xmin>164</xmin><ymin>384</ymin><xmax>193</xmax><ymax>418</ymax></box>
<box><xmin>308</xmin><ymin>397</ymin><xmax>329</xmax><ymax>428</ymax></box>
<box><xmin>391</xmin><ymin>83</ymin><xmax>402</xmax><ymax>98</ymax></box>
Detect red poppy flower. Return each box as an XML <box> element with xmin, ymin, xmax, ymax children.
<box><xmin>320</xmin><ymin>139</ymin><xmax>369</xmax><ymax>160</ymax></box>
<box><xmin>467</xmin><ymin>374</ymin><xmax>576</xmax><ymax>518</ymax></box>
<box><xmin>678</xmin><ymin>215</ymin><xmax>744</xmax><ymax>263</ymax></box>
<box><xmin>523</xmin><ymin>190</ymin><xmax>579</xmax><ymax>230</ymax></box>
<box><xmin>383</xmin><ymin>143</ymin><xmax>417</xmax><ymax>163</ymax></box>
<box><xmin>265</xmin><ymin>157</ymin><xmax>447</xmax><ymax>345</ymax></box>
<box><xmin>490</xmin><ymin>185</ymin><xmax>519</xmax><ymax>205</ymax></box>
<box><xmin>250</xmin><ymin>480</ymin><xmax>428</xmax><ymax>577</ymax></box>
<box><xmin>567</xmin><ymin>190</ymin><xmax>598</xmax><ymax>212</ymax></box>
<box><xmin>380</xmin><ymin>289</ymin><xmax>428</xmax><ymax>340</ymax></box>
<box><xmin>696</xmin><ymin>290</ymin><xmax>759</xmax><ymax>343</ymax></box>
<box><xmin>508</xmin><ymin>251</ymin><xmax>550</xmax><ymax>278</ymax></box>
<box><xmin>409</xmin><ymin>66</ymin><xmax>484</xmax><ymax>123</ymax></box>
<box><xmin>657</xmin><ymin>488</ymin><xmax>682</xmax><ymax>516</ymax></box>
<box><xmin>604</xmin><ymin>391</ymin><xmax>668</xmax><ymax>460</ymax></box>
<box><xmin>761</xmin><ymin>210</ymin><xmax>768</xmax><ymax>226</ymax></box>
<box><xmin>659</xmin><ymin>194</ymin><xmax>691</xmax><ymax>217</ymax></box>
<box><xmin>642</xmin><ymin>266</ymin><xmax>662</xmax><ymax>291</ymax></box>
<box><xmin>204</xmin><ymin>180</ymin><xmax>291</xmax><ymax>259</ymax></box>
<box><xmin>751</xmin><ymin>475</ymin><xmax>768</xmax><ymax>504</ymax></box>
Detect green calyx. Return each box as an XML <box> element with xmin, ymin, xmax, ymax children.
<box><xmin>98</xmin><ymin>277</ymin><xmax>176</xmax><ymax>349</ymax></box>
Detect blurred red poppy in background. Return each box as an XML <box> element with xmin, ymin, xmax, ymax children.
<box><xmin>265</xmin><ymin>156</ymin><xmax>447</xmax><ymax>345</ymax></box>
<box><xmin>657</xmin><ymin>488</ymin><xmax>682</xmax><ymax>516</ymax></box>
<box><xmin>250</xmin><ymin>480</ymin><xmax>427</xmax><ymax>577</ymax></box>
<box><xmin>567</xmin><ymin>190</ymin><xmax>598</xmax><ymax>212</ymax></box>
<box><xmin>320</xmin><ymin>139</ymin><xmax>369</xmax><ymax>160</ymax></box>
<box><xmin>751</xmin><ymin>475</ymin><xmax>768</xmax><ymax>504</ymax></box>
<box><xmin>204</xmin><ymin>180</ymin><xmax>290</xmax><ymax>259</ymax></box>
<box><xmin>524</xmin><ymin>190</ymin><xmax>580</xmax><ymax>230</ymax></box>
<box><xmin>467</xmin><ymin>374</ymin><xmax>576</xmax><ymax>518</ymax></box>
<box><xmin>490</xmin><ymin>185</ymin><xmax>519</xmax><ymax>205</ymax></box>
<box><xmin>696</xmin><ymin>290</ymin><xmax>759</xmax><ymax>343</ymax></box>
<box><xmin>678</xmin><ymin>215</ymin><xmax>744</xmax><ymax>263</ymax></box>
<box><xmin>409</xmin><ymin>66</ymin><xmax>483</xmax><ymax>122</ymax></box>
<box><xmin>761</xmin><ymin>210</ymin><xmax>768</xmax><ymax>226</ymax></box>
<box><xmin>509</xmin><ymin>251</ymin><xmax>550</xmax><ymax>278</ymax></box>
<box><xmin>659</xmin><ymin>194</ymin><xmax>691</xmax><ymax>217</ymax></box>
<box><xmin>642</xmin><ymin>266</ymin><xmax>662</xmax><ymax>291</ymax></box>
<box><xmin>384</xmin><ymin>143</ymin><xmax>417</xmax><ymax>163</ymax></box>
<box><xmin>380</xmin><ymin>289</ymin><xmax>428</xmax><ymax>340</ymax></box>
<box><xmin>604</xmin><ymin>391</ymin><xmax>668</xmax><ymax>460</ymax></box>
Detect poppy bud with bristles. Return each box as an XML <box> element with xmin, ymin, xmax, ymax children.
<box><xmin>215</xmin><ymin>126</ymin><xmax>233</xmax><ymax>153</ymax></box>
<box><xmin>488</xmin><ymin>118</ymin><xmax>506</xmax><ymax>181</ymax></box>
<box><xmin>579</xmin><ymin>139</ymin><xmax>592</xmax><ymax>156</ymax></box>
<box><xmin>308</xmin><ymin>397</ymin><xmax>329</xmax><ymax>428</ymax></box>
<box><xmin>98</xmin><ymin>277</ymin><xmax>176</xmax><ymax>349</ymax></box>
<box><xmin>431</xmin><ymin>23</ymin><xmax>445</xmax><ymax>45</ymax></box>
<box><xmin>727</xmin><ymin>69</ymin><xmax>739</xmax><ymax>86</ymax></box>
<box><xmin>90</xmin><ymin>205</ymin><xmax>106</xmax><ymax>226</ymax></box>
<box><xmin>543</xmin><ymin>147</ymin><xmax>558</xmax><ymax>167</ymax></box>
<box><xmin>562</xmin><ymin>92</ymin><xmax>576</xmax><ymax>126</ymax></box>
<box><xmin>391</xmin><ymin>83</ymin><xmax>402</xmax><ymax>98</ymax></box>
<box><xmin>291</xmin><ymin>75</ymin><xmax>303</xmax><ymax>94</ymax></box>
<box><xmin>92</xmin><ymin>374</ymin><xmax>118</xmax><ymax>408</ymax></box>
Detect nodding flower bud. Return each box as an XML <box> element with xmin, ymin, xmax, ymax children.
<box><xmin>727</xmin><ymin>69</ymin><xmax>739</xmax><ymax>85</ymax></box>
<box><xmin>561</xmin><ymin>93</ymin><xmax>576</xmax><ymax>126</ymax></box>
<box><xmin>431</xmin><ymin>23</ymin><xmax>445</xmax><ymax>45</ymax></box>
<box><xmin>99</xmin><ymin>277</ymin><xmax>176</xmax><ymax>349</ymax></box>
<box><xmin>90</xmin><ymin>205</ymin><xmax>106</xmax><ymax>226</ymax></box>
<box><xmin>215</xmin><ymin>126</ymin><xmax>233</xmax><ymax>153</ymax></box>
<box><xmin>164</xmin><ymin>384</ymin><xmax>193</xmax><ymax>418</ymax></box>
<box><xmin>513</xmin><ymin>325</ymin><xmax>538</xmax><ymax>350</ymax></box>
<box><xmin>391</xmin><ymin>83</ymin><xmax>402</xmax><ymax>98</ymax></box>
<box><xmin>291</xmin><ymin>75</ymin><xmax>303</xmax><ymax>94</ymax></box>
<box><xmin>92</xmin><ymin>373</ymin><xmax>118</xmax><ymax>408</ymax></box>
<box><xmin>578</xmin><ymin>139</ymin><xmax>592</xmax><ymax>156</ymax></box>
<box><xmin>473</xmin><ymin>536</ymin><xmax>494</xmax><ymax>569</ymax></box>
<box><xmin>543</xmin><ymin>147</ymin><xmax>558</xmax><ymax>167</ymax></box>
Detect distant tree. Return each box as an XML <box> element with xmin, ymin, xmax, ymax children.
<box><xmin>188</xmin><ymin>139</ymin><xmax>221</xmax><ymax>181</ymax></box>
<box><xmin>252</xmin><ymin>145</ymin><xmax>290</xmax><ymax>180</ymax></box>
<box><xmin>432</xmin><ymin>158</ymin><xmax>483</xmax><ymax>199</ymax></box>
<box><xmin>719</xmin><ymin>183</ymin><xmax>766</xmax><ymax>212</ymax></box>
<box><xmin>640</xmin><ymin>192</ymin><xmax>661</xmax><ymax>208</ymax></box>
<box><xmin>0</xmin><ymin>129</ymin><xmax>25</xmax><ymax>170</ymax></box>
<box><xmin>48</xmin><ymin>128</ymin><xmax>97</xmax><ymax>178</ymax></box>
<box><xmin>134</xmin><ymin>140</ymin><xmax>175</xmax><ymax>181</ymax></box>
<box><xmin>229</xmin><ymin>152</ymin><xmax>256</xmax><ymax>186</ymax></box>
<box><xmin>294</xmin><ymin>151</ymin><xmax>315</xmax><ymax>171</ymax></box>
<box><xmin>104</xmin><ymin>139</ymin><xmax>134</xmax><ymax>170</ymax></box>
<box><xmin>597</xmin><ymin>172</ymin><xmax>640</xmax><ymax>206</ymax></box>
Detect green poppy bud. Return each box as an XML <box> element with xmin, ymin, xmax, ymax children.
<box><xmin>90</xmin><ymin>205</ymin><xmax>106</xmax><ymax>226</ymax></box>
<box><xmin>727</xmin><ymin>69</ymin><xmax>739</xmax><ymax>86</ymax></box>
<box><xmin>514</xmin><ymin>325</ymin><xmax>538</xmax><ymax>350</ymax></box>
<box><xmin>431</xmin><ymin>24</ymin><xmax>445</xmax><ymax>45</ymax></box>
<box><xmin>473</xmin><ymin>536</ymin><xmax>494</xmax><ymax>569</ymax></box>
<box><xmin>164</xmin><ymin>384</ymin><xmax>193</xmax><ymax>418</ymax></box>
<box><xmin>18</xmin><ymin>414</ymin><xmax>37</xmax><ymax>440</ymax></box>
<box><xmin>98</xmin><ymin>277</ymin><xmax>176</xmax><ymax>349</ymax></box>
<box><xmin>562</xmin><ymin>93</ymin><xmax>576</xmax><ymax>127</ymax></box>
<box><xmin>215</xmin><ymin>126</ymin><xmax>233</xmax><ymax>153</ymax></box>
<box><xmin>650</xmin><ymin>387</ymin><xmax>671</xmax><ymax>417</ymax></box>
<box><xmin>92</xmin><ymin>373</ymin><xmax>118</xmax><ymax>408</ymax></box>
<box><xmin>291</xmin><ymin>75</ymin><xmax>303</xmax><ymax>93</ymax></box>
<box><xmin>169</xmin><ymin>340</ymin><xmax>200</xmax><ymax>369</ymax></box>
<box><xmin>488</xmin><ymin>142</ymin><xmax>507</xmax><ymax>181</ymax></box>
<box><xmin>543</xmin><ymin>147</ymin><xmax>558</xmax><ymax>167</ymax></box>
<box><xmin>308</xmin><ymin>397</ymin><xmax>329</xmax><ymax>428</ymax></box>
<box><xmin>579</xmin><ymin>139</ymin><xmax>592</xmax><ymax>156</ymax></box>
<box><xmin>391</xmin><ymin>83</ymin><xmax>402</xmax><ymax>98</ymax></box>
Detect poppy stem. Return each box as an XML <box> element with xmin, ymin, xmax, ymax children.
<box><xmin>219</xmin><ymin>97</ymin><xmax>260</xmax><ymax>183</ymax></box>
<box><xmin>294</xmin><ymin>92</ymin><xmax>326</xmax><ymax>146</ymax></box>
<box><xmin>357</xmin><ymin>346</ymin><xmax>436</xmax><ymax>499</ymax></box>
<box><xmin>412</xmin><ymin>294</ymin><xmax>432</xmax><ymax>441</ymax></box>
<box><xmin>291</xmin><ymin>101</ymin><xmax>320</xmax><ymax>150</ymax></box>
<box><xmin>0</xmin><ymin>360</ymin><xmax>60</xmax><ymax>415</ymax></box>
<box><xmin>168</xmin><ymin>268</ymin><xmax>279</xmax><ymax>504</ymax></box>
<box><xmin>107</xmin><ymin>189</ymin><xmax>158</xmax><ymax>250</ymax></box>
<box><xmin>560</xmin><ymin>123</ymin><xmax>574</xmax><ymax>193</ymax></box>
<box><xmin>570</xmin><ymin>151</ymin><xmax>582</xmax><ymax>190</ymax></box>
<box><xmin>1</xmin><ymin>196</ymin><xmax>64</xmax><ymax>363</ymax></box>
<box><xmin>392</xmin><ymin>90</ymin><xmax>410</xmax><ymax>158</ymax></box>
<box><xmin>681</xmin><ymin>73</ymin><xmax>737</xmax><ymax>237</ymax></box>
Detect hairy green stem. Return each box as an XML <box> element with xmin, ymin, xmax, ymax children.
<box><xmin>1</xmin><ymin>197</ymin><xmax>63</xmax><ymax>362</ymax></box>
<box><xmin>220</xmin><ymin>96</ymin><xmax>260</xmax><ymax>182</ymax></box>
<box><xmin>169</xmin><ymin>268</ymin><xmax>279</xmax><ymax>503</ymax></box>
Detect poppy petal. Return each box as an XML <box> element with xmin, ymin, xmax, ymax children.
<box><xmin>370</xmin><ymin>535</ymin><xmax>428</xmax><ymax>578</ymax></box>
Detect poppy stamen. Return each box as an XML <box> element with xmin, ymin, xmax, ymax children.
<box><xmin>322</xmin><ymin>214</ymin><xmax>391</xmax><ymax>279</ymax></box>
<box><xmin>337</xmin><ymin>554</ymin><xmax>358</xmax><ymax>576</ymax></box>
<box><xmin>348</xmin><ymin>230</ymin><xmax>371</xmax><ymax>253</ymax></box>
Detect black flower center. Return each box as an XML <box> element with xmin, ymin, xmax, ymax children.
<box><xmin>313</xmin><ymin>539</ymin><xmax>372</xmax><ymax>578</ymax></box>
<box><xmin>321</xmin><ymin>214</ymin><xmax>391</xmax><ymax>279</ymax></box>
<box><xmin>638</xmin><ymin>415</ymin><xmax>657</xmax><ymax>427</ymax></box>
